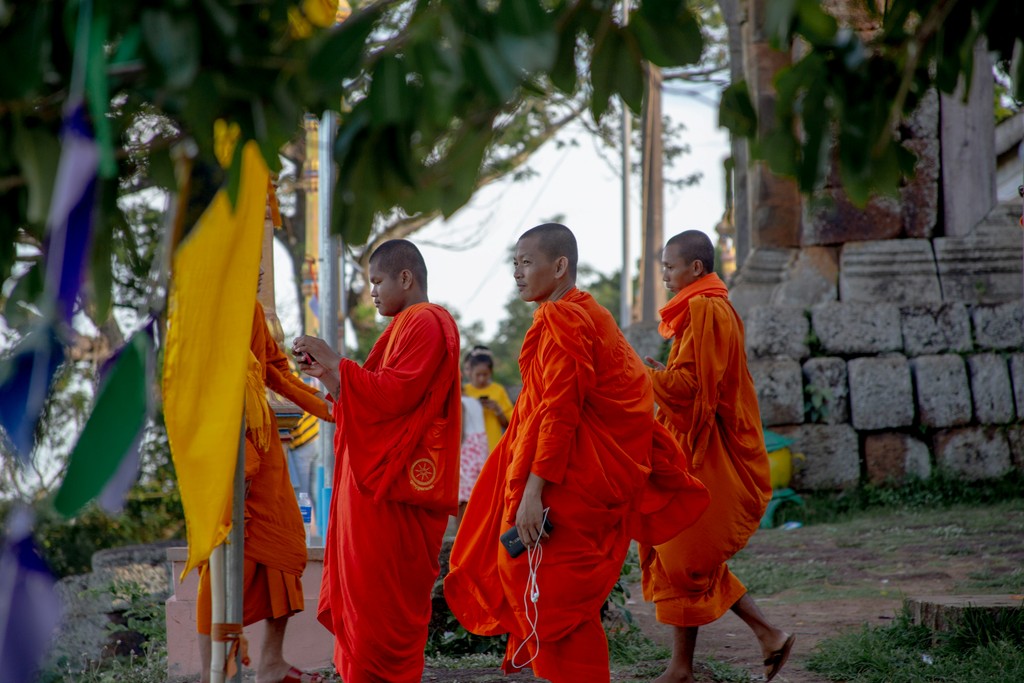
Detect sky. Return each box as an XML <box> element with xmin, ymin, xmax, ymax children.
<box><xmin>274</xmin><ymin>83</ymin><xmax>731</xmax><ymax>343</ymax></box>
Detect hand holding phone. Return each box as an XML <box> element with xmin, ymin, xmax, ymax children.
<box><xmin>500</xmin><ymin>515</ymin><xmax>553</xmax><ymax>558</ymax></box>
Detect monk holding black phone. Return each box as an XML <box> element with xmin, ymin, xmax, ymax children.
<box><xmin>446</xmin><ymin>224</ymin><xmax>709</xmax><ymax>683</ymax></box>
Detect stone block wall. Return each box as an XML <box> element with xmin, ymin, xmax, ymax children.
<box><xmin>746</xmin><ymin>298</ymin><xmax>1024</xmax><ymax>490</ymax></box>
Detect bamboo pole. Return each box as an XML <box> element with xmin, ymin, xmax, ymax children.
<box><xmin>208</xmin><ymin>544</ymin><xmax>226</xmax><ymax>683</ymax></box>
<box><xmin>225</xmin><ymin>415</ymin><xmax>245</xmax><ymax>682</ymax></box>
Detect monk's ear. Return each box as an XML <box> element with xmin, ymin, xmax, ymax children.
<box><xmin>399</xmin><ymin>269</ymin><xmax>414</xmax><ymax>290</ymax></box>
<box><xmin>554</xmin><ymin>255</ymin><xmax>569</xmax><ymax>278</ymax></box>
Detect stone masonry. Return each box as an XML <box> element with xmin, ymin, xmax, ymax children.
<box><xmin>740</xmin><ymin>241</ymin><xmax>1023</xmax><ymax>488</ymax></box>
<box><xmin>721</xmin><ymin>0</ymin><xmax>1022</xmax><ymax>492</ymax></box>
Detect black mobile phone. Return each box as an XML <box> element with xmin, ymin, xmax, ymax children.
<box><xmin>499</xmin><ymin>517</ymin><xmax>554</xmax><ymax>558</ymax></box>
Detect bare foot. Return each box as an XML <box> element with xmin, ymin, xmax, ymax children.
<box><xmin>256</xmin><ymin>663</ymin><xmax>325</xmax><ymax>683</ymax></box>
<box><xmin>652</xmin><ymin>664</ymin><xmax>696</xmax><ymax>683</ymax></box>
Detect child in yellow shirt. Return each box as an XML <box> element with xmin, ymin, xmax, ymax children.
<box><xmin>461</xmin><ymin>346</ymin><xmax>513</xmax><ymax>453</ymax></box>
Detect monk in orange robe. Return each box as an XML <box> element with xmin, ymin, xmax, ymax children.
<box><xmin>292</xmin><ymin>239</ymin><xmax>461</xmax><ymax>683</ymax></box>
<box><xmin>197</xmin><ymin>275</ymin><xmax>333</xmax><ymax>683</ymax></box>
<box><xmin>445</xmin><ymin>224</ymin><xmax>710</xmax><ymax>683</ymax></box>
<box><xmin>641</xmin><ymin>230</ymin><xmax>794</xmax><ymax>683</ymax></box>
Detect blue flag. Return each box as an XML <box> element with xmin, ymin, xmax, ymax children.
<box><xmin>0</xmin><ymin>507</ymin><xmax>62</xmax><ymax>683</ymax></box>
<box><xmin>0</xmin><ymin>326</ymin><xmax>65</xmax><ymax>463</ymax></box>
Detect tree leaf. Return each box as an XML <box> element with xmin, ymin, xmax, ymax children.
<box><xmin>0</xmin><ymin>3</ymin><xmax>48</xmax><ymax>100</ymax></box>
<box><xmin>614</xmin><ymin>34</ymin><xmax>645</xmax><ymax>114</ymax></box>
<box><xmin>89</xmin><ymin>180</ymin><xmax>118</xmax><ymax>324</ymax></box>
<box><xmin>140</xmin><ymin>9</ymin><xmax>199</xmax><ymax>90</ymax></box>
<box><xmin>1012</xmin><ymin>38</ymin><xmax>1024</xmax><ymax>102</ymax></box>
<box><xmin>550</xmin><ymin>28</ymin><xmax>578</xmax><ymax>94</ymax></box>
<box><xmin>590</xmin><ymin>29</ymin><xmax>623</xmax><ymax>120</ymax></box>
<box><xmin>12</xmin><ymin>120</ymin><xmax>61</xmax><ymax>225</ymax></box>
<box><xmin>718</xmin><ymin>81</ymin><xmax>757</xmax><ymax>139</ymax></box>
<box><xmin>497</xmin><ymin>0</ymin><xmax>552</xmax><ymax>37</ymax></box>
<box><xmin>496</xmin><ymin>30</ymin><xmax>558</xmax><ymax>75</ymax></box>
<box><xmin>368</xmin><ymin>55</ymin><xmax>413</xmax><ymax>125</ymax></box>
<box><xmin>3</xmin><ymin>262</ymin><xmax>44</xmax><ymax>330</ymax></box>
<box><xmin>465</xmin><ymin>39</ymin><xmax>520</xmax><ymax>103</ymax></box>
<box><xmin>762</xmin><ymin>0</ymin><xmax>798</xmax><ymax>47</ymax></box>
<box><xmin>795</xmin><ymin>0</ymin><xmax>838</xmax><ymax>46</ymax></box>
<box><xmin>306</xmin><ymin>6</ymin><xmax>380</xmax><ymax>91</ymax></box>
<box><xmin>438</xmin><ymin>123</ymin><xmax>493</xmax><ymax>217</ymax></box>
<box><xmin>630</xmin><ymin>0</ymin><xmax>703</xmax><ymax>67</ymax></box>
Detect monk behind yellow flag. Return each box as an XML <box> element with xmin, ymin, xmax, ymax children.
<box><xmin>163</xmin><ymin>141</ymin><xmax>269</xmax><ymax>579</ymax></box>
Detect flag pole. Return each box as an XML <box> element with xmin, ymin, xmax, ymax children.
<box><xmin>318</xmin><ymin>110</ymin><xmax>339</xmax><ymax>533</ymax></box>
<box><xmin>208</xmin><ymin>544</ymin><xmax>226</xmax><ymax>683</ymax></box>
<box><xmin>225</xmin><ymin>414</ymin><xmax>245</xmax><ymax>682</ymax></box>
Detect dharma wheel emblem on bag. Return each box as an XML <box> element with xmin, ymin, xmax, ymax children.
<box><xmin>409</xmin><ymin>458</ymin><xmax>438</xmax><ymax>490</ymax></box>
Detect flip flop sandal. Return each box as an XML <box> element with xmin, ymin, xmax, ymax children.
<box><xmin>280</xmin><ymin>666</ymin><xmax>325</xmax><ymax>683</ymax></box>
<box><xmin>764</xmin><ymin>633</ymin><xmax>796</xmax><ymax>682</ymax></box>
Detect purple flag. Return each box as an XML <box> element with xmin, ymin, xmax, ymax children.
<box><xmin>0</xmin><ymin>507</ymin><xmax>62</xmax><ymax>683</ymax></box>
<box><xmin>45</xmin><ymin>104</ymin><xmax>99</xmax><ymax>323</ymax></box>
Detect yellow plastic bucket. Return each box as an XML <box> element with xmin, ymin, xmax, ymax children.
<box><xmin>768</xmin><ymin>447</ymin><xmax>793</xmax><ymax>489</ymax></box>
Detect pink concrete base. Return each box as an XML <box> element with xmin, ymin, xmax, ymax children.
<box><xmin>165</xmin><ymin>547</ymin><xmax>335</xmax><ymax>680</ymax></box>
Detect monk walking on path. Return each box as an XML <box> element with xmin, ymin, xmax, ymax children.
<box><xmin>642</xmin><ymin>230</ymin><xmax>795</xmax><ymax>683</ymax></box>
<box><xmin>293</xmin><ymin>240</ymin><xmax>462</xmax><ymax>683</ymax></box>
<box><xmin>445</xmin><ymin>223</ymin><xmax>709</xmax><ymax>683</ymax></box>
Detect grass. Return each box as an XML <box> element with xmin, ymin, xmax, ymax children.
<box><xmin>958</xmin><ymin>567</ymin><xmax>1024</xmax><ymax>593</ymax></box>
<box><xmin>793</xmin><ymin>471</ymin><xmax>1024</xmax><ymax>525</ymax></box>
<box><xmin>729</xmin><ymin>553</ymin><xmax>833</xmax><ymax>595</ymax></box>
<box><xmin>809</xmin><ymin>608</ymin><xmax>1024</xmax><ymax>683</ymax></box>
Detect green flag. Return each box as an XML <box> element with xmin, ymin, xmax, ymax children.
<box><xmin>54</xmin><ymin>325</ymin><xmax>153</xmax><ymax>517</ymax></box>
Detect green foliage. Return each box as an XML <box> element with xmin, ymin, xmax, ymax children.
<box><xmin>605</xmin><ymin>544</ymin><xmax>641</xmax><ymax>626</ymax></box>
<box><xmin>795</xmin><ymin>470</ymin><xmax>1024</xmax><ymax>525</ymax></box>
<box><xmin>959</xmin><ymin>567</ymin><xmax>1024</xmax><ymax>594</ymax></box>
<box><xmin>38</xmin><ymin>581</ymin><xmax>169</xmax><ymax>683</ymax></box>
<box><xmin>808</xmin><ymin>608</ymin><xmax>1024</xmax><ymax>683</ymax></box>
<box><xmin>423</xmin><ymin>652</ymin><xmax>504</xmax><ymax>670</ymax></box>
<box><xmin>348</xmin><ymin>302</ymin><xmax>387</xmax><ymax>364</ymax></box>
<box><xmin>606</xmin><ymin>623</ymin><xmax>669</xmax><ymax>665</ymax></box>
<box><xmin>38</xmin><ymin>650</ymin><xmax>170</xmax><ymax>683</ymax></box>
<box><xmin>2</xmin><ymin>0</ymin><xmax>712</xmax><ymax>341</ymax></box>
<box><xmin>804</xmin><ymin>382</ymin><xmax>833</xmax><ymax>423</ymax></box>
<box><xmin>425</xmin><ymin>604</ymin><xmax>507</xmax><ymax>658</ymax></box>
<box><xmin>719</xmin><ymin>0</ymin><xmax>1024</xmax><ymax>204</ymax></box>
<box><xmin>100</xmin><ymin>580</ymin><xmax>168</xmax><ymax>651</ymax></box>
<box><xmin>484</xmin><ymin>288</ymin><xmax>533</xmax><ymax>389</ymax></box>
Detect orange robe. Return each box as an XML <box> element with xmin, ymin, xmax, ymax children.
<box><xmin>641</xmin><ymin>274</ymin><xmax>772</xmax><ymax>627</ymax></box>
<box><xmin>197</xmin><ymin>303</ymin><xmax>333</xmax><ymax>633</ymax></box>
<box><xmin>445</xmin><ymin>289</ymin><xmax>708</xmax><ymax>683</ymax></box>
<box><xmin>317</xmin><ymin>303</ymin><xmax>461</xmax><ymax>683</ymax></box>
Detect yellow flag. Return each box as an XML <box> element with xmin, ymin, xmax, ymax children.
<box><xmin>163</xmin><ymin>141</ymin><xmax>269</xmax><ymax>579</ymax></box>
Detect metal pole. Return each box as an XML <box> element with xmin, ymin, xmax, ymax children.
<box><xmin>620</xmin><ymin>0</ymin><xmax>633</xmax><ymax>329</ymax></box>
<box><xmin>318</xmin><ymin>110</ymin><xmax>339</xmax><ymax>517</ymax></box>
<box><xmin>224</xmin><ymin>414</ymin><xmax>245</xmax><ymax>683</ymax></box>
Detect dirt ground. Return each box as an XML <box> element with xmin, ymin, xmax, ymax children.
<box><xmin>419</xmin><ymin>499</ymin><xmax>1024</xmax><ymax>682</ymax></box>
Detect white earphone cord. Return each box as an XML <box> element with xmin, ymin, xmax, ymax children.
<box><xmin>510</xmin><ymin>509</ymin><xmax>548</xmax><ymax>669</ymax></box>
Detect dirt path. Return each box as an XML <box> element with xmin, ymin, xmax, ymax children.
<box><xmin>414</xmin><ymin>499</ymin><xmax>1024</xmax><ymax>682</ymax></box>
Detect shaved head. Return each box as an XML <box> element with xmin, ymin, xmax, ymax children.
<box><xmin>666</xmin><ymin>230</ymin><xmax>714</xmax><ymax>274</ymax></box>
<box><xmin>369</xmin><ymin>239</ymin><xmax>428</xmax><ymax>292</ymax></box>
<box><xmin>518</xmin><ymin>223</ymin><xmax>578</xmax><ymax>279</ymax></box>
